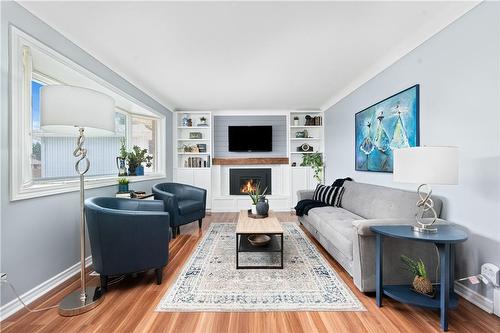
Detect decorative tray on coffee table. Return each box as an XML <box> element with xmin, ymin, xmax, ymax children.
<box><xmin>247</xmin><ymin>209</ymin><xmax>268</xmax><ymax>219</ymax></box>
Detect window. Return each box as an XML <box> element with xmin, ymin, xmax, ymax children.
<box><xmin>131</xmin><ymin>116</ymin><xmax>157</xmax><ymax>173</ymax></box>
<box><xmin>31</xmin><ymin>80</ymin><xmax>43</xmax><ymax>178</ymax></box>
<box><xmin>11</xmin><ymin>28</ymin><xmax>166</xmax><ymax>200</ymax></box>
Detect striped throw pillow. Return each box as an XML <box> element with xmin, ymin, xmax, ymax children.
<box><xmin>312</xmin><ymin>184</ymin><xmax>344</xmax><ymax>207</ymax></box>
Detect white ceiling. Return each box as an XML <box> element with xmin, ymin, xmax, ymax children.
<box><xmin>19</xmin><ymin>1</ymin><xmax>478</xmax><ymax>111</ymax></box>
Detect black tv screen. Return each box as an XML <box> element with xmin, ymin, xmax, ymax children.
<box><xmin>228</xmin><ymin>126</ymin><xmax>272</xmax><ymax>152</ymax></box>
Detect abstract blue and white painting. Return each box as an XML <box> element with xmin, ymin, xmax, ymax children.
<box><xmin>355</xmin><ymin>85</ymin><xmax>419</xmax><ymax>173</ymax></box>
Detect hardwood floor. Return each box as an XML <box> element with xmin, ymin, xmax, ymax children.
<box><xmin>2</xmin><ymin>212</ymin><xmax>500</xmax><ymax>333</ymax></box>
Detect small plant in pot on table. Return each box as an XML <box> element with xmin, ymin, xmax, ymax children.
<box><xmin>247</xmin><ymin>184</ymin><xmax>268</xmax><ymax>216</ymax></box>
<box><xmin>400</xmin><ymin>254</ymin><xmax>434</xmax><ymax>296</ymax></box>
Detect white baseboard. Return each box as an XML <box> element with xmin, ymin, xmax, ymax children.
<box><xmin>454</xmin><ymin>281</ymin><xmax>494</xmax><ymax>313</ymax></box>
<box><xmin>0</xmin><ymin>256</ymin><xmax>92</xmax><ymax>321</ymax></box>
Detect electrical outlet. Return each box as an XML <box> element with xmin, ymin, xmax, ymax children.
<box><xmin>1</xmin><ymin>273</ymin><xmax>7</xmax><ymax>282</ymax></box>
<box><xmin>481</xmin><ymin>263</ymin><xmax>500</xmax><ymax>287</ymax></box>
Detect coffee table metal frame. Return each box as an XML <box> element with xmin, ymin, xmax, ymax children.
<box><xmin>236</xmin><ymin>232</ymin><xmax>283</xmax><ymax>269</ymax></box>
<box><xmin>235</xmin><ymin>210</ymin><xmax>284</xmax><ymax>269</ymax></box>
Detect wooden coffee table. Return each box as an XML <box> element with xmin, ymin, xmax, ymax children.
<box><xmin>235</xmin><ymin>210</ymin><xmax>284</xmax><ymax>269</ymax></box>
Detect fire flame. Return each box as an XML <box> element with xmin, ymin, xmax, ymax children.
<box><xmin>240</xmin><ymin>179</ymin><xmax>257</xmax><ymax>194</ymax></box>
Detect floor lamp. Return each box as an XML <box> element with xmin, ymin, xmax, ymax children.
<box><xmin>40</xmin><ymin>85</ymin><xmax>115</xmax><ymax>316</ymax></box>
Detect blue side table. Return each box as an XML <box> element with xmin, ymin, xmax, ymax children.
<box><xmin>370</xmin><ymin>225</ymin><xmax>467</xmax><ymax>331</ymax></box>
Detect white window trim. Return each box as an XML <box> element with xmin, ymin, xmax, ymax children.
<box><xmin>10</xmin><ymin>27</ymin><xmax>166</xmax><ymax>201</ymax></box>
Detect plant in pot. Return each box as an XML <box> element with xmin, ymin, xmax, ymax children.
<box><xmin>293</xmin><ymin>116</ymin><xmax>299</xmax><ymax>126</ymax></box>
<box><xmin>199</xmin><ymin>116</ymin><xmax>208</xmax><ymax>126</ymax></box>
<box><xmin>127</xmin><ymin>145</ymin><xmax>153</xmax><ymax>176</ymax></box>
<box><xmin>400</xmin><ymin>255</ymin><xmax>434</xmax><ymax>295</ymax></box>
<box><xmin>247</xmin><ymin>184</ymin><xmax>268</xmax><ymax>215</ymax></box>
<box><xmin>300</xmin><ymin>152</ymin><xmax>323</xmax><ymax>184</ymax></box>
<box><xmin>117</xmin><ymin>177</ymin><xmax>129</xmax><ymax>193</ymax></box>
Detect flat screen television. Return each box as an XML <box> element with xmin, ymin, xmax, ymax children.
<box><xmin>228</xmin><ymin>126</ymin><xmax>272</xmax><ymax>152</ymax></box>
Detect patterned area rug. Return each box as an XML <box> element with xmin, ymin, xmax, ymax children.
<box><xmin>157</xmin><ymin>223</ymin><xmax>364</xmax><ymax>312</ymax></box>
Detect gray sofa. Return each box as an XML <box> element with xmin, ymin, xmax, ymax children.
<box><xmin>298</xmin><ymin>181</ymin><xmax>445</xmax><ymax>292</ymax></box>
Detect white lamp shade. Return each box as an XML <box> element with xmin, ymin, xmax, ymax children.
<box><xmin>393</xmin><ymin>146</ymin><xmax>459</xmax><ymax>185</ymax></box>
<box><xmin>40</xmin><ymin>85</ymin><xmax>115</xmax><ymax>136</ymax></box>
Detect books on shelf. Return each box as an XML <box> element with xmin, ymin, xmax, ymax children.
<box><xmin>304</xmin><ymin>115</ymin><xmax>322</xmax><ymax>126</ymax></box>
<box><xmin>184</xmin><ymin>155</ymin><xmax>211</xmax><ymax>168</ymax></box>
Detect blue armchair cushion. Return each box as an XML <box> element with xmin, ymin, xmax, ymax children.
<box><xmin>178</xmin><ymin>199</ymin><xmax>204</xmax><ymax>215</ymax></box>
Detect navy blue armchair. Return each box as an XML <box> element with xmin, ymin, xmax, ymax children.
<box><xmin>85</xmin><ymin>197</ymin><xmax>170</xmax><ymax>291</ymax></box>
<box><xmin>152</xmin><ymin>183</ymin><xmax>207</xmax><ymax>238</ymax></box>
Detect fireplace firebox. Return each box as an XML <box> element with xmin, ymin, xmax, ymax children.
<box><xmin>229</xmin><ymin>168</ymin><xmax>272</xmax><ymax>195</ymax></box>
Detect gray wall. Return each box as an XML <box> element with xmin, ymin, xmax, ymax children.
<box><xmin>324</xmin><ymin>2</ymin><xmax>500</xmax><ymax>279</ymax></box>
<box><xmin>0</xmin><ymin>2</ymin><xmax>173</xmax><ymax>306</ymax></box>
<box><xmin>213</xmin><ymin>115</ymin><xmax>287</xmax><ymax>157</ymax></box>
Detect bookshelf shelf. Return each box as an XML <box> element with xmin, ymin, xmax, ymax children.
<box><xmin>174</xmin><ymin>112</ymin><xmax>213</xmax><ymax>208</ymax></box>
<box><xmin>289</xmin><ymin>111</ymin><xmax>325</xmax><ymax>203</ymax></box>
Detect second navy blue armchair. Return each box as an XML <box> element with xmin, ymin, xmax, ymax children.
<box><xmin>152</xmin><ymin>182</ymin><xmax>207</xmax><ymax>238</ymax></box>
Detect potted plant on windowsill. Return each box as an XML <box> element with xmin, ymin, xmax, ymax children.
<box><xmin>127</xmin><ymin>145</ymin><xmax>153</xmax><ymax>176</ymax></box>
<box><xmin>117</xmin><ymin>177</ymin><xmax>129</xmax><ymax>193</ymax></box>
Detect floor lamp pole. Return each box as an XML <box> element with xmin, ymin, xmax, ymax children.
<box><xmin>58</xmin><ymin>127</ymin><xmax>104</xmax><ymax>316</ymax></box>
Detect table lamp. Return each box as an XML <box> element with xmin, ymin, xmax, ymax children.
<box><xmin>393</xmin><ymin>146</ymin><xmax>459</xmax><ymax>233</ymax></box>
<box><xmin>40</xmin><ymin>85</ymin><xmax>115</xmax><ymax>316</ymax></box>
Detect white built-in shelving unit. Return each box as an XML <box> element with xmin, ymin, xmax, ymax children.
<box><xmin>289</xmin><ymin>111</ymin><xmax>325</xmax><ymax>206</ymax></box>
<box><xmin>174</xmin><ymin>111</ymin><xmax>212</xmax><ymax>209</ymax></box>
<box><xmin>173</xmin><ymin>110</ymin><xmax>325</xmax><ymax>211</ymax></box>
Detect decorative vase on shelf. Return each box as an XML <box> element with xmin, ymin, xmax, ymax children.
<box><xmin>116</xmin><ymin>157</ymin><xmax>127</xmax><ymax>176</ymax></box>
<box><xmin>251</xmin><ymin>204</ymin><xmax>257</xmax><ymax>215</ymax></box>
<box><xmin>182</xmin><ymin>113</ymin><xmax>190</xmax><ymax>127</ymax></box>
<box><xmin>256</xmin><ymin>196</ymin><xmax>269</xmax><ymax>216</ymax></box>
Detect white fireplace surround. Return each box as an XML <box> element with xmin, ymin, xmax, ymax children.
<box><xmin>211</xmin><ymin>164</ymin><xmax>291</xmax><ymax>212</ymax></box>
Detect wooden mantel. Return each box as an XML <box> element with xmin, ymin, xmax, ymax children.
<box><xmin>212</xmin><ymin>157</ymin><xmax>289</xmax><ymax>165</ymax></box>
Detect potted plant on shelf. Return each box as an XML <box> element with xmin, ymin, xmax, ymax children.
<box><xmin>117</xmin><ymin>177</ymin><xmax>129</xmax><ymax>193</ymax></box>
<box><xmin>400</xmin><ymin>254</ymin><xmax>434</xmax><ymax>296</ymax></box>
<box><xmin>126</xmin><ymin>145</ymin><xmax>153</xmax><ymax>176</ymax></box>
<box><xmin>300</xmin><ymin>152</ymin><xmax>323</xmax><ymax>184</ymax></box>
<box><xmin>248</xmin><ymin>184</ymin><xmax>268</xmax><ymax>215</ymax></box>
<box><xmin>293</xmin><ymin>116</ymin><xmax>299</xmax><ymax>126</ymax></box>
